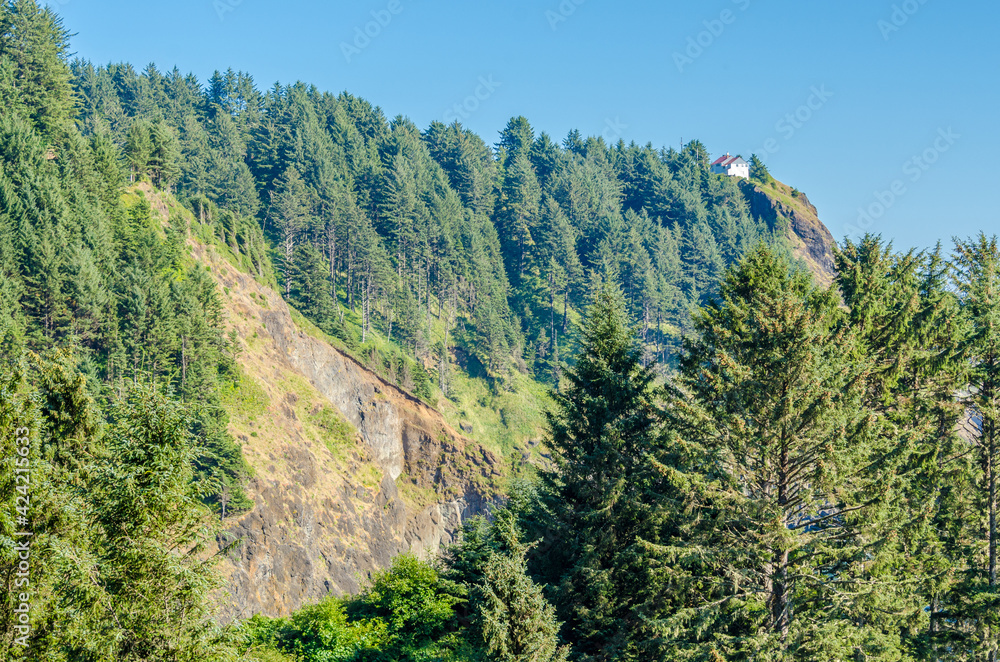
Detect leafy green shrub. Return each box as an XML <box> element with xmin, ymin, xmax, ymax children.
<box><xmin>350</xmin><ymin>555</ymin><xmax>460</xmax><ymax>643</ymax></box>
<box><xmin>242</xmin><ymin>601</ymin><xmax>386</xmax><ymax>662</ymax></box>
<box><xmin>287</xmin><ymin>599</ymin><xmax>387</xmax><ymax>661</ymax></box>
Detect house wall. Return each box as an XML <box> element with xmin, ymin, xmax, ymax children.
<box><xmin>712</xmin><ymin>162</ymin><xmax>749</xmax><ymax>178</ymax></box>
<box><xmin>729</xmin><ymin>163</ymin><xmax>749</xmax><ymax>178</ymax></box>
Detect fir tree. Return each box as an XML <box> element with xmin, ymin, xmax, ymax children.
<box><xmin>953</xmin><ymin>234</ymin><xmax>1000</xmax><ymax>660</ymax></box>
<box><xmin>0</xmin><ymin>0</ymin><xmax>74</xmax><ymax>139</ymax></box>
<box><xmin>474</xmin><ymin>514</ymin><xmax>570</xmax><ymax>662</ymax></box>
<box><xmin>536</xmin><ymin>283</ymin><xmax>663</xmax><ymax>660</ymax></box>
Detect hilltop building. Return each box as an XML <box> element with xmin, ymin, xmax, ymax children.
<box><xmin>711</xmin><ymin>153</ymin><xmax>749</xmax><ymax>179</ymax></box>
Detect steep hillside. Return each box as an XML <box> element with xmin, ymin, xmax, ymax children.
<box><xmin>741</xmin><ymin>178</ymin><xmax>837</xmax><ymax>286</ymax></box>
<box><xmin>177</xmin><ymin>214</ymin><xmax>503</xmax><ymax>620</ymax></box>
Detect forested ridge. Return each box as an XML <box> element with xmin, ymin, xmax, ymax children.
<box><xmin>69</xmin><ymin>50</ymin><xmax>782</xmax><ymax>390</ymax></box>
<box><xmin>4</xmin><ymin>0</ymin><xmax>1000</xmax><ymax>660</ymax></box>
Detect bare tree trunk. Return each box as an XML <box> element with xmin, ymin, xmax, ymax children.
<box><xmin>772</xmin><ymin>436</ymin><xmax>791</xmax><ymax>645</ymax></box>
<box><xmin>334</xmin><ymin>222</ymin><xmax>340</xmax><ymax>308</ymax></box>
<box><xmin>283</xmin><ymin>231</ymin><xmax>295</xmax><ymax>296</ymax></box>
<box><xmin>347</xmin><ymin>235</ymin><xmax>355</xmax><ymax>312</ymax></box>
<box><xmin>181</xmin><ymin>335</ymin><xmax>187</xmax><ymax>389</ymax></box>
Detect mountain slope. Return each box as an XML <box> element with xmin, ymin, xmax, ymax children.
<box><xmin>177</xmin><ymin>207</ymin><xmax>502</xmax><ymax>619</ymax></box>
<box><xmin>741</xmin><ymin>178</ymin><xmax>837</xmax><ymax>286</ymax></box>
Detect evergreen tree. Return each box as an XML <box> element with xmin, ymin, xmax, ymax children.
<box><xmin>498</xmin><ymin>153</ymin><xmax>542</xmax><ymax>281</ymax></box>
<box><xmin>474</xmin><ymin>515</ymin><xmax>570</xmax><ymax>662</ymax></box>
<box><xmin>289</xmin><ymin>242</ymin><xmax>336</xmax><ymax>330</ymax></box>
<box><xmin>836</xmin><ymin>236</ymin><xmax>974</xmax><ymax>658</ymax></box>
<box><xmin>667</xmin><ymin>246</ymin><xmax>938</xmax><ymax>659</ymax></box>
<box><xmin>125</xmin><ymin>118</ymin><xmax>153</xmax><ymax>182</ymax></box>
<box><xmin>536</xmin><ymin>283</ymin><xmax>663</xmax><ymax>660</ymax></box>
<box><xmin>748</xmin><ymin>153</ymin><xmax>773</xmax><ymax>185</ymax></box>
<box><xmin>273</xmin><ymin>165</ymin><xmax>313</xmax><ymax>294</ymax></box>
<box><xmin>498</xmin><ymin>116</ymin><xmax>534</xmax><ymax>166</ymax></box>
<box><xmin>0</xmin><ymin>0</ymin><xmax>74</xmax><ymax>139</ymax></box>
<box><xmin>149</xmin><ymin>119</ymin><xmax>181</xmax><ymax>191</ymax></box>
<box><xmin>953</xmin><ymin>234</ymin><xmax>1000</xmax><ymax>660</ymax></box>
<box><xmin>54</xmin><ymin>383</ymin><xmax>233</xmax><ymax>661</ymax></box>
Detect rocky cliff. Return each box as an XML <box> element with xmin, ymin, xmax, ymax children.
<box><xmin>190</xmin><ymin>243</ymin><xmax>502</xmax><ymax>621</ymax></box>
<box><xmin>741</xmin><ymin>179</ymin><xmax>837</xmax><ymax>286</ymax></box>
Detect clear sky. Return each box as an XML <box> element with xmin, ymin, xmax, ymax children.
<box><xmin>51</xmin><ymin>0</ymin><xmax>997</xmax><ymax>252</ymax></box>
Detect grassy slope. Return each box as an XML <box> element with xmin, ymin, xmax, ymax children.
<box><xmin>748</xmin><ymin>177</ymin><xmax>837</xmax><ymax>287</ymax></box>
<box><xmin>138</xmin><ymin>182</ymin><xmax>536</xmax><ymax>496</ymax></box>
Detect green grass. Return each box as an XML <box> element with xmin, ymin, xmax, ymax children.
<box><xmin>309</xmin><ymin>405</ymin><xmax>357</xmax><ymax>459</ymax></box>
<box><xmin>137</xmin><ymin>181</ymin><xmax>556</xmax><ymax>475</ymax></box>
<box><xmin>217</xmin><ymin>368</ymin><xmax>271</xmax><ymax>422</ymax></box>
<box><xmin>761</xmin><ymin>179</ymin><xmax>816</xmax><ymax>221</ymax></box>
<box><xmin>440</xmin><ymin>367</ymin><xmax>551</xmax><ymax>457</ymax></box>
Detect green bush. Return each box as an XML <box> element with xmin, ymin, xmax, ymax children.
<box><xmin>350</xmin><ymin>555</ymin><xmax>461</xmax><ymax>643</ymax></box>
<box><xmin>242</xmin><ymin>601</ymin><xmax>386</xmax><ymax>662</ymax></box>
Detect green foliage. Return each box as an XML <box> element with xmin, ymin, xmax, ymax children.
<box><xmin>531</xmin><ymin>284</ymin><xmax>670</xmax><ymax>660</ymax></box>
<box><xmin>70</xmin><ymin>55</ymin><xmax>780</xmax><ymax>399</ymax></box>
<box><xmin>471</xmin><ymin>516</ymin><xmax>569</xmax><ymax>662</ymax></box>
<box><xmin>1</xmin><ymin>354</ymin><xmax>237</xmax><ymax>660</ymax></box>
<box><xmin>351</xmin><ymin>554</ymin><xmax>460</xmax><ymax>646</ymax></box>
<box><xmin>17</xmin><ymin>4</ymin><xmax>1000</xmax><ymax>660</ymax></box>
<box><xmin>668</xmin><ymin>247</ymin><xmax>876</xmax><ymax>657</ymax></box>
<box><xmin>243</xmin><ymin>555</ymin><xmax>481</xmax><ymax>662</ymax></box>
<box><xmin>0</xmin><ymin>0</ymin><xmax>74</xmax><ymax>139</ymax></box>
<box><xmin>309</xmin><ymin>404</ymin><xmax>357</xmax><ymax>457</ymax></box>
<box><xmin>949</xmin><ymin>234</ymin><xmax>1000</xmax><ymax>657</ymax></box>
<box><xmin>57</xmin><ymin>383</ymin><xmax>231</xmax><ymax>660</ymax></box>
<box><xmin>749</xmin><ymin>153</ymin><xmax>773</xmax><ymax>185</ymax></box>
<box><xmin>244</xmin><ymin>600</ymin><xmax>386</xmax><ymax>662</ymax></box>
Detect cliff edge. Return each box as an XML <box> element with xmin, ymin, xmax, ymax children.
<box><xmin>740</xmin><ymin>179</ymin><xmax>837</xmax><ymax>286</ymax></box>
<box><xmin>189</xmin><ymin>242</ymin><xmax>502</xmax><ymax>621</ymax></box>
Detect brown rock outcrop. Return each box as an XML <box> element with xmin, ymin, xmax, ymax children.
<box><xmin>193</xmin><ymin>245</ymin><xmax>502</xmax><ymax>622</ymax></box>
<box><xmin>741</xmin><ymin>180</ymin><xmax>837</xmax><ymax>286</ymax></box>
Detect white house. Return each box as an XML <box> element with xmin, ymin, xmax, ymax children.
<box><xmin>711</xmin><ymin>153</ymin><xmax>749</xmax><ymax>179</ymax></box>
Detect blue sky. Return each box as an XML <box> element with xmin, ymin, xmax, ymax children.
<box><xmin>52</xmin><ymin>0</ymin><xmax>997</xmax><ymax>251</ymax></box>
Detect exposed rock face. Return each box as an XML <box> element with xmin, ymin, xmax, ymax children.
<box><xmin>741</xmin><ymin>181</ymin><xmax>837</xmax><ymax>285</ymax></box>
<box><xmin>194</xmin><ymin>245</ymin><xmax>502</xmax><ymax>621</ymax></box>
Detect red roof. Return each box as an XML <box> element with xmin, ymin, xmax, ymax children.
<box><xmin>711</xmin><ymin>154</ymin><xmax>746</xmax><ymax>167</ymax></box>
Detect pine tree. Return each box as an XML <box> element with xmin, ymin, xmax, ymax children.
<box><xmin>837</xmin><ymin>236</ymin><xmax>974</xmax><ymax>657</ymax></box>
<box><xmin>474</xmin><ymin>515</ymin><xmax>570</xmax><ymax>662</ymax></box>
<box><xmin>273</xmin><ymin>165</ymin><xmax>313</xmax><ymax>295</ymax></box>
<box><xmin>748</xmin><ymin>153</ymin><xmax>773</xmax><ymax>185</ymax></box>
<box><xmin>953</xmin><ymin>234</ymin><xmax>1000</xmax><ymax>660</ymax></box>
<box><xmin>149</xmin><ymin>119</ymin><xmax>181</xmax><ymax>191</ymax></box>
<box><xmin>536</xmin><ymin>283</ymin><xmax>663</xmax><ymax>660</ymax></box>
<box><xmin>289</xmin><ymin>242</ymin><xmax>336</xmax><ymax>331</ymax></box>
<box><xmin>55</xmin><ymin>383</ymin><xmax>232</xmax><ymax>661</ymax></box>
<box><xmin>498</xmin><ymin>116</ymin><xmax>534</xmax><ymax>166</ymax></box>
<box><xmin>125</xmin><ymin>118</ymin><xmax>153</xmax><ymax>183</ymax></box>
<box><xmin>498</xmin><ymin>153</ymin><xmax>541</xmax><ymax>281</ymax></box>
<box><xmin>668</xmin><ymin>246</ymin><xmax>943</xmax><ymax>659</ymax></box>
<box><xmin>0</xmin><ymin>0</ymin><xmax>75</xmax><ymax>139</ymax></box>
